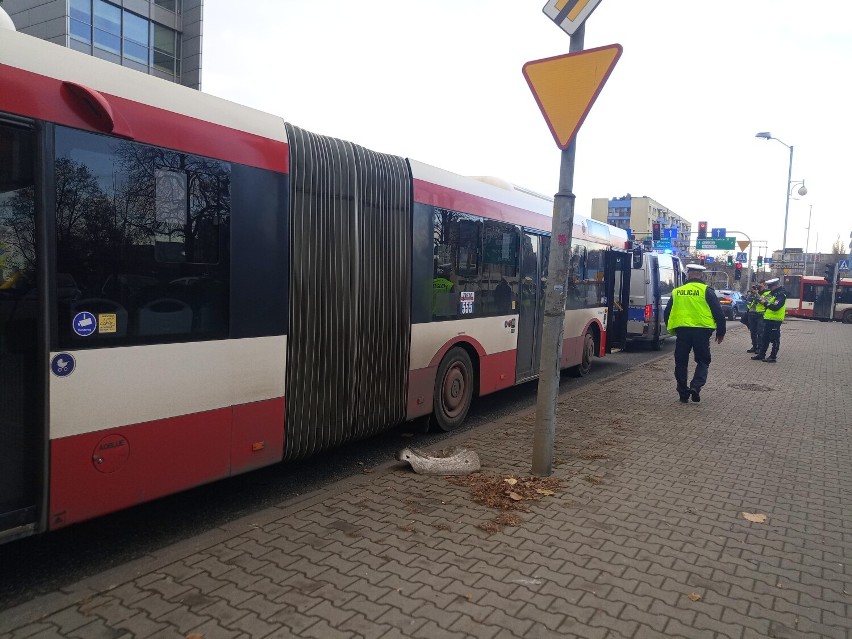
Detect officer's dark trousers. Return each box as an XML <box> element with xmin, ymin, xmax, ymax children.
<box><xmin>747</xmin><ymin>312</ymin><xmax>764</xmax><ymax>349</ymax></box>
<box><xmin>758</xmin><ymin>319</ymin><xmax>782</xmax><ymax>359</ymax></box>
<box><xmin>674</xmin><ymin>327</ymin><xmax>713</xmax><ymax>392</ymax></box>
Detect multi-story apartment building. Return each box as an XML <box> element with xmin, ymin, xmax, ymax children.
<box><xmin>591</xmin><ymin>195</ymin><xmax>692</xmax><ymax>256</ymax></box>
<box><xmin>3</xmin><ymin>0</ymin><xmax>202</xmax><ymax>89</ymax></box>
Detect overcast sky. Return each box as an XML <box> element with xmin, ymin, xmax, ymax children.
<box><xmin>202</xmin><ymin>1</ymin><xmax>851</xmax><ymax>259</ymax></box>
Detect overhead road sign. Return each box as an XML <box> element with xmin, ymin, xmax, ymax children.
<box><xmin>542</xmin><ymin>0</ymin><xmax>605</xmax><ymax>35</ymax></box>
<box><xmin>696</xmin><ymin>238</ymin><xmax>736</xmax><ymax>250</ymax></box>
<box><xmin>737</xmin><ymin>240</ymin><xmax>750</xmax><ymax>251</ymax></box>
<box><xmin>523</xmin><ymin>44</ymin><xmax>622</xmax><ymax>150</ymax></box>
<box><xmin>736</xmin><ymin>252</ymin><xmax>748</xmax><ymax>262</ymax></box>
<box><xmin>711</xmin><ymin>228</ymin><xmax>726</xmax><ymax>239</ymax></box>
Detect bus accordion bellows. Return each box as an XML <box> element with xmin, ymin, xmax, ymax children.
<box><xmin>0</xmin><ymin>23</ymin><xmax>631</xmax><ymax>542</ymax></box>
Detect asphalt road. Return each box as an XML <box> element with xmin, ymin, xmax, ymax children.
<box><xmin>0</xmin><ymin>340</ymin><xmax>672</xmax><ymax>611</ymax></box>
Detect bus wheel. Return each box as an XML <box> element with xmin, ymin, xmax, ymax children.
<box><xmin>843</xmin><ymin>309</ymin><xmax>852</xmax><ymax>324</ymax></box>
<box><xmin>433</xmin><ymin>347</ymin><xmax>474</xmax><ymax>431</ymax></box>
<box><xmin>568</xmin><ymin>331</ymin><xmax>595</xmax><ymax>377</ymax></box>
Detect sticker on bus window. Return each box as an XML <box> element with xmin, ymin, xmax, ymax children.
<box><xmin>51</xmin><ymin>353</ymin><xmax>76</xmax><ymax>377</ymax></box>
<box><xmin>72</xmin><ymin>311</ymin><xmax>97</xmax><ymax>337</ymax></box>
<box><xmin>460</xmin><ymin>291</ymin><xmax>475</xmax><ymax>315</ymax></box>
<box><xmin>98</xmin><ymin>313</ymin><xmax>117</xmax><ymax>334</ymax></box>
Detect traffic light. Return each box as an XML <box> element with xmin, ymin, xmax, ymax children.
<box><xmin>652</xmin><ymin>222</ymin><xmax>661</xmax><ymax>241</ymax></box>
<box><xmin>699</xmin><ymin>255</ymin><xmax>706</xmax><ymax>266</ymax></box>
<box><xmin>757</xmin><ymin>255</ymin><xmax>763</xmax><ymax>268</ymax></box>
<box><xmin>825</xmin><ymin>263</ymin><xmax>836</xmax><ymax>282</ymax></box>
<box><xmin>698</xmin><ymin>221</ymin><xmax>708</xmax><ymax>239</ymax></box>
<box><xmin>726</xmin><ymin>255</ymin><xmax>733</xmax><ymax>267</ymax></box>
<box><xmin>735</xmin><ymin>263</ymin><xmax>743</xmax><ymax>280</ymax></box>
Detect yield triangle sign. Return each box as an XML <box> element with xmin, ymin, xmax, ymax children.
<box><xmin>737</xmin><ymin>241</ymin><xmax>750</xmax><ymax>251</ymax></box>
<box><xmin>523</xmin><ymin>44</ymin><xmax>622</xmax><ymax>150</ymax></box>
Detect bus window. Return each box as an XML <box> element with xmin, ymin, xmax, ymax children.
<box><xmin>784</xmin><ymin>275</ymin><xmax>802</xmax><ymax>300</ymax></box>
<box><xmin>54</xmin><ymin>126</ymin><xmax>231</xmax><ymax>347</ymax></box>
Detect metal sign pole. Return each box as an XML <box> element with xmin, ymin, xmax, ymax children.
<box><xmin>531</xmin><ymin>23</ymin><xmax>585</xmax><ymax>477</ymax></box>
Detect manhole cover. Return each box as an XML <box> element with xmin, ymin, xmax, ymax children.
<box><xmin>729</xmin><ymin>383</ymin><xmax>773</xmax><ymax>392</ymax></box>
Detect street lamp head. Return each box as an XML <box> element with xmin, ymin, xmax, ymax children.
<box><xmin>797</xmin><ymin>185</ymin><xmax>808</xmax><ymax>196</ymax></box>
<box><xmin>755</xmin><ymin>132</ymin><xmax>772</xmax><ymax>140</ymax></box>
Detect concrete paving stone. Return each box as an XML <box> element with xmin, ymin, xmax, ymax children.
<box><xmin>112</xmin><ymin>611</ymin><xmax>167</xmax><ymax>638</ymax></box>
<box><xmin>265</xmin><ymin>605</ymin><xmax>321</xmax><ymax>635</ymax></box>
<box><xmin>793</xmin><ymin>617</ymin><xmax>849</xmax><ymax>639</ymax></box>
<box><xmin>180</xmin><ymin>618</ymin><xmax>242</xmax><ymax>639</ymax></box>
<box><xmin>66</xmin><ymin>619</ymin><xmax>127</xmax><ymax>639</ymax></box>
<box><xmin>127</xmin><ymin>593</ymin><xmax>180</xmax><ymax>622</ymax></box>
<box><xmin>153</xmin><ymin>607</ymin><xmax>212</xmax><ymax>634</ymax></box>
<box><xmin>195</xmin><ymin>598</ymin><xmax>250</xmax><ymax>627</ymax></box>
<box><xmin>720</xmin><ymin>606</ymin><xmax>772</xmax><ymax>635</ymax></box>
<box><xmin>270</xmin><ymin>589</ymin><xmax>324</xmax><ymax>615</ymax></box>
<box><xmin>336</xmin><ymin>613</ymin><xmax>394</xmax><ymax>639</ymax></box>
<box><xmin>372</xmin><ymin>607</ymin><xmax>428</xmax><ymax>635</ymax></box>
<box><xmin>446</xmin><ymin>615</ymin><xmax>500</xmax><ymax>639</ymax></box>
<box><xmin>6</xmin><ymin>623</ymin><xmax>54</xmax><ymax>639</ymax></box>
<box><xmin>619</xmin><ymin>602</ymin><xmax>668</xmax><ymax>633</ymax></box>
<box><xmin>41</xmin><ymin>608</ymin><xmax>96</xmax><ymax>635</ymax></box>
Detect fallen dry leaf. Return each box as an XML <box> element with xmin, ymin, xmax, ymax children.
<box><xmin>536</xmin><ymin>489</ymin><xmax>555</xmax><ymax>496</ymax></box>
<box><xmin>687</xmin><ymin>593</ymin><xmax>702</xmax><ymax>602</ymax></box>
<box><xmin>505</xmin><ymin>478</ymin><xmax>518</xmax><ymax>486</ymax></box>
<box><xmin>508</xmin><ymin>492</ymin><xmax>523</xmax><ymax>501</ymax></box>
<box><xmin>742</xmin><ymin>512</ymin><xmax>768</xmax><ymax>523</ymax></box>
<box><xmin>447</xmin><ymin>474</ymin><xmax>562</xmax><ymax>511</ymax></box>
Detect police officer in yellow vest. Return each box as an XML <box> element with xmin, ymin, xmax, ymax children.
<box><xmin>751</xmin><ymin>277</ymin><xmax>786</xmax><ymax>363</ymax></box>
<box><xmin>745</xmin><ymin>282</ymin><xmax>769</xmax><ymax>353</ymax></box>
<box><xmin>663</xmin><ymin>264</ymin><xmax>727</xmax><ymax>403</ymax></box>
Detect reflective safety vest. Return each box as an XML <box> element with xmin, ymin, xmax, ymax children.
<box><xmin>667</xmin><ymin>281</ymin><xmax>716</xmax><ymax>331</ymax></box>
<box><xmin>763</xmin><ymin>289</ymin><xmax>787</xmax><ymax>321</ymax></box>
<box><xmin>751</xmin><ymin>291</ymin><xmax>769</xmax><ymax>314</ymax></box>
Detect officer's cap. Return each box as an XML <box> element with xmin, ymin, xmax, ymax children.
<box><xmin>765</xmin><ymin>277</ymin><xmax>780</xmax><ymax>285</ymax></box>
<box><xmin>685</xmin><ymin>263</ymin><xmax>707</xmax><ymax>272</ymax></box>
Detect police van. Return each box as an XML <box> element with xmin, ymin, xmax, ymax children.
<box><xmin>627</xmin><ymin>250</ymin><xmax>685</xmax><ymax>350</ymax></box>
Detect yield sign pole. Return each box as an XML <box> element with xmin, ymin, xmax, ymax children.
<box><xmin>528</xmin><ymin>4</ymin><xmax>620</xmax><ymax>477</ymax></box>
<box><xmin>530</xmin><ymin>23</ymin><xmax>587</xmax><ymax>478</ymax></box>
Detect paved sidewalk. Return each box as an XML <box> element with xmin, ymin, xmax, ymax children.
<box><xmin>1</xmin><ymin>319</ymin><xmax>851</xmax><ymax>638</ymax></box>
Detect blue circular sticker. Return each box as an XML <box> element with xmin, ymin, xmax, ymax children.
<box><xmin>72</xmin><ymin>311</ymin><xmax>97</xmax><ymax>337</ymax></box>
<box><xmin>51</xmin><ymin>353</ymin><xmax>76</xmax><ymax>377</ymax></box>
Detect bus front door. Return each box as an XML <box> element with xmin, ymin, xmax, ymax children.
<box><xmin>604</xmin><ymin>249</ymin><xmax>630</xmax><ymax>351</ymax></box>
<box><xmin>0</xmin><ymin>121</ymin><xmax>42</xmax><ymax>541</ymax></box>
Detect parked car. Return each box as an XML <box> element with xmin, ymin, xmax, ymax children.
<box><xmin>716</xmin><ymin>289</ymin><xmax>748</xmax><ymax>320</ymax></box>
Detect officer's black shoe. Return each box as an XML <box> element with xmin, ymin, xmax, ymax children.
<box><xmin>751</xmin><ymin>355</ymin><xmax>765</xmax><ymax>360</ymax></box>
<box><xmin>746</xmin><ymin>348</ymin><xmax>756</xmax><ymax>353</ymax></box>
<box><xmin>690</xmin><ymin>388</ymin><xmax>701</xmax><ymax>403</ymax></box>
<box><xmin>678</xmin><ymin>391</ymin><xmax>690</xmax><ymax>403</ymax></box>
<box><xmin>763</xmin><ymin>357</ymin><xmax>777</xmax><ymax>363</ymax></box>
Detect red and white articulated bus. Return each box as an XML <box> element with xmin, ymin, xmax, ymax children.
<box><xmin>783</xmin><ymin>275</ymin><xmax>852</xmax><ymax>323</ymax></box>
<box><xmin>0</xmin><ymin>22</ymin><xmax>631</xmax><ymax>542</ymax></box>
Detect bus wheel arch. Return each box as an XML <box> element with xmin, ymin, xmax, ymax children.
<box><xmin>568</xmin><ymin>323</ymin><xmax>598</xmax><ymax>378</ymax></box>
<box><xmin>843</xmin><ymin>309</ymin><xmax>852</xmax><ymax>324</ymax></box>
<box><xmin>432</xmin><ymin>345</ymin><xmax>477</xmax><ymax>432</ymax></box>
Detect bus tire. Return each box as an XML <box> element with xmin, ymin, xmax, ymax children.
<box><xmin>568</xmin><ymin>330</ymin><xmax>595</xmax><ymax>377</ymax></box>
<box><xmin>433</xmin><ymin>347</ymin><xmax>474</xmax><ymax>432</ymax></box>
<box><xmin>843</xmin><ymin>309</ymin><xmax>852</xmax><ymax>324</ymax></box>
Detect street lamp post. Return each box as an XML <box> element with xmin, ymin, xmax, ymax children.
<box><xmin>755</xmin><ymin>132</ymin><xmax>807</xmax><ymax>257</ymax></box>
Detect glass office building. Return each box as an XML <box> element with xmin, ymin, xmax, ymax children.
<box><xmin>3</xmin><ymin>0</ymin><xmax>202</xmax><ymax>89</ymax></box>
